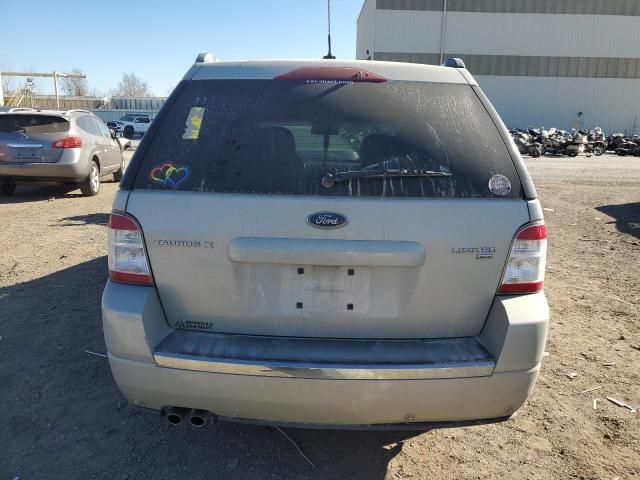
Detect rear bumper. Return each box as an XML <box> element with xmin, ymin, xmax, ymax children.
<box><xmin>102</xmin><ymin>281</ymin><xmax>549</xmax><ymax>426</ymax></box>
<box><xmin>0</xmin><ymin>149</ymin><xmax>88</xmax><ymax>181</ymax></box>
<box><xmin>110</xmin><ymin>353</ymin><xmax>539</xmax><ymax>425</ymax></box>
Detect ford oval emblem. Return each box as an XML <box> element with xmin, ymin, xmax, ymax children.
<box><xmin>306</xmin><ymin>211</ymin><xmax>348</xmax><ymax>229</ymax></box>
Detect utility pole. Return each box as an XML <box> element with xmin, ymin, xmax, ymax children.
<box><xmin>0</xmin><ymin>70</ymin><xmax>86</xmax><ymax>108</ymax></box>
<box><xmin>440</xmin><ymin>0</ymin><xmax>449</xmax><ymax>64</ymax></box>
<box><xmin>53</xmin><ymin>72</ymin><xmax>60</xmax><ymax>107</ymax></box>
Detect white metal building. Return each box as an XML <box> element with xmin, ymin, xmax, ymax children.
<box><xmin>357</xmin><ymin>0</ymin><xmax>640</xmax><ymax>133</ymax></box>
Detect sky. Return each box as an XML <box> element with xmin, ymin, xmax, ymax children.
<box><xmin>0</xmin><ymin>0</ymin><xmax>363</xmax><ymax>97</ymax></box>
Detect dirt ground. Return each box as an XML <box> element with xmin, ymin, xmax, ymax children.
<box><xmin>1</xmin><ymin>153</ymin><xmax>638</xmax><ymax>480</ymax></box>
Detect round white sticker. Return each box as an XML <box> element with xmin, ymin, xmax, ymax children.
<box><xmin>488</xmin><ymin>174</ymin><xmax>512</xmax><ymax>196</ymax></box>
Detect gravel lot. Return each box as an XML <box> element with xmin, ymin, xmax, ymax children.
<box><xmin>1</xmin><ymin>152</ymin><xmax>639</xmax><ymax>480</ymax></box>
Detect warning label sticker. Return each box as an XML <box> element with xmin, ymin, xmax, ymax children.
<box><xmin>174</xmin><ymin>320</ymin><xmax>214</xmax><ymax>330</ymax></box>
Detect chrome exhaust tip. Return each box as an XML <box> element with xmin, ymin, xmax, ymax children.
<box><xmin>188</xmin><ymin>409</ymin><xmax>210</xmax><ymax>428</ymax></box>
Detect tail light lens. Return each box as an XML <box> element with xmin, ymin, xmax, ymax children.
<box><xmin>498</xmin><ymin>223</ymin><xmax>547</xmax><ymax>294</ymax></box>
<box><xmin>108</xmin><ymin>211</ymin><xmax>154</xmax><ymax>285</ymax></box>
<box><xmin>52</xmin><ymin>136</ymin><xmax>83</xmax><ymax>149</ymax></box>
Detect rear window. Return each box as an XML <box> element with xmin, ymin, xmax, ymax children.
<box><xmin>133</xmin><ymin>80</ymin><xmax>521</xmax><ymax>198</ymax></box>
<box><xmin>0</xmin><ymin>115</ymin><xmax>69</xmax><ymax>134</ymax></box>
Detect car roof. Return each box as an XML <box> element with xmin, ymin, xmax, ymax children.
<box><xmin>0</xmin><ymin>108</ymin><xmax>94</xmax><ymax>118</ymax></box>
<box><xmin>185</xmin><ymin>58</ymin><xmax>477</xmax><ymax>86</ymax></box>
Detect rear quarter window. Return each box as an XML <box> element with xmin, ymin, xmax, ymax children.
<box><xmin>76</xmin><ymin>116</ymin><xmax>101</xmax><ymax>136</ymax></box>
<box><xmin>132</xmin><ymin>79</ymin><xmax>521</xmax><ymax>198</ymax></box>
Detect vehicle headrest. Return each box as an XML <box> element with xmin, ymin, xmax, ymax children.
<box><xmin>359</xmin><ymin>134</ymin><xmax>408</xmax><ymax>167</ymax></box>
<box><xmin>257</xmin><ymin>127</ymin><xmax>295</xmax><ymax>150</ymax></box>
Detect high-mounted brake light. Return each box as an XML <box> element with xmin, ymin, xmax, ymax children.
<box><xmin>108</xmin><ymin>211</ymin><xmax>154</xmax><ymax>285</ymax></box>
<box><xmin>52</xmin><ymin>136</ymin><xmax>82</xmax><ymax>149</ymax></box>
<box><xmin>498</xmin><ymin>223</ymin><xmax>547</xmax><ymax>294</ymax></box>
<box><xmin>274</xmin><ymin>67</ymin><xmax>387</xmax><ymax>83</ymax></box>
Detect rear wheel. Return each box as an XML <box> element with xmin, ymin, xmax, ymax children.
<box><xmin>592</xmin><ymin>143</ymin><xmax>606</xmax><ymax>156</ymax></box>
<box><xmin>124</xmin><ymin>126</ymin><xmax>134</xmax><ymax>139</ymax></box>
<box><xmin>80</xmin><ymin>160</ymin><xmax>100</xmax><ymax>196</ymax></box>
<box><xmin>0</xmin><ymin>181</ymin><xmax>16</xmax><ymax>196</ymax></box>
<box><xmin>528</xmin><ymin>146</ymin><xmax>542</xmax><ymax>158</ymax></box>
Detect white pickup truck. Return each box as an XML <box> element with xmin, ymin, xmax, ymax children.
<box><xmin>111</xmin><ymin>114</ymin><xmax>152</xmax><ymax>138</ymax></box>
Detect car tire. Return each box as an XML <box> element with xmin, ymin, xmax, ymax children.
<box><xmin>113</xmin><ymin>158</ymin><xmax>125</xmax><ymax>182</ymax></box>
<box><xmin>0</xmin><ymin>181</ymin><xmax>16</xmax><ymax>196</ymax></box>
<box><xmin>80</xmin><ymin>160</ymin><xmax>100</xmax><ymax>196</ymax></box>
<box><xmin>124</xmin><ymin>126</ymin><xmax>134</xmax><ymax>139</ymax></box>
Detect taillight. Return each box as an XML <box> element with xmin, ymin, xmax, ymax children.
<box><xmin>498</xmin><ymin>223</ymin><xmax>547</xmax><ymax>294</ymax></box>
<box><xmin>274</xmin><ymin>67</ymin><xmax>387</xmax><ymax>83</ymax></box>
<box><xmin>108</xmin><ymin>211</ymin><xmax>154</xmax><ymax>285</ymax></box>
<box><xmin>52</xmin><ymin>136</ymin><xmax>82</xmax><ymax>149</ymax></box>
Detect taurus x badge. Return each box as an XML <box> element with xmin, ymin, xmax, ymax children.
<box><xmin>306</xmin><ymin>212</ymin><xmax>348</xmax><ymax>229</ymax></box>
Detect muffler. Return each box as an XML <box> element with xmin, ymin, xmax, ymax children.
<box><xmin>188</xmin><ymin>409</ymin><xmax>210</xmax><ymax>428</ymax></box>
<box><xmin>163</xmin><ymin>406</ymin><xmax>189</xmax><ymax>426</ymax></box>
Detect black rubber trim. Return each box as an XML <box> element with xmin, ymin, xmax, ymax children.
<box><xmin>155</xmin><ymin>330</ymin><xmax>493</xmax><ymax>366</ymax></box>
<box><xmin>472</xmin><ymin>86</ymin><xmax>538</xmax><ymax>200</ymax></box>
<box><xmin>119</xmin><ymin>80</ymin><xmax>189</xmax><ymax>191</ymax></box>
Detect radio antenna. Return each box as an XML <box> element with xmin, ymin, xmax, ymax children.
<box><xmin>323</xmin><ymin>0</ymin><xmax>336</xmax><ymax>59</ymax></box>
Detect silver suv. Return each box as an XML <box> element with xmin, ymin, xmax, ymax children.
<box><xmin>102</xmin><ymin>55</ymin><xmax>549</xmax><ymax>429</ymax></box>
<box><xmin>0</xmin><ymin>108</ymin><xmax>125</xmax><ymax>196</ymax></box>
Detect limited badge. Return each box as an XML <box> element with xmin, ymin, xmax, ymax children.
<box><xmin>488</xmin><ymin>174</ymin><xmax>511</xmax><ymax>196</ymax></box>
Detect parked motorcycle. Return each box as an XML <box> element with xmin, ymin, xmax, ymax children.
<box><xmin>510</xmin><ymin>129</ymin><xmax>531</xmax><ymax>154</ymax></box>
<box><xmin>509</xmin><ymin>128</ymin><xmax>544</xmax><ymax>157</ymax></box>
<box><xmin>607</xmin><ymin>133</ymin><xmax>626</xmax><ymax>151</ymax></box>
<box><xmin>585</xmin><ymin>128</ymin><xmax>607</xmax><ymax>156</ymax></box>
<box><xmin>615</xmin><ymin>137</ymin><xmax>640</xmax><ymax>156</ymax></box>
<box><xmin>541</xmin><ymin>128</ymin><xmax>571</xmax><ymax>155</ymax></box>
<box><xmin>511</xmin><ymin>124</ymin><xmax>630</xmax><ymax>157</ymax></box>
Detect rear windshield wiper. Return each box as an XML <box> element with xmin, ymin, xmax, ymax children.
<box><xmin>321</xmin><ymin>169</ymin><xmax>452</xmax><ymax>188</ymax></box>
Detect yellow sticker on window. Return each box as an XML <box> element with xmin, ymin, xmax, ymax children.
<box><xmin>182</xmin><ymin>107</ymin><xmax>205</xmax><ymax>140</ymax></box>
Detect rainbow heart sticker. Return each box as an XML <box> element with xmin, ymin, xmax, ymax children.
<box><xmin>149</xmin><ymin>162</ymin><xmax>191</xmax><ymax>189</ymax></box>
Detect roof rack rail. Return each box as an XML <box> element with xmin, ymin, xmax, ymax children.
<box><xmin>64</xmin><ymin>109</ymin><xmax>92</xmax><ymax>115</ymax></box>
<box><xmin>195</xmin><ymin>52</ymin><xmax>216</xmax><ymax>63</ymax></box>
<box><xmin>442</xmin><ymin>58</ymin><xmax>466</xmax><ymax>69</ymax></box>
<box><xmin>7</xmin><ymin>107</ymin><xmax>38</xmax><ymax>113</ymax></box>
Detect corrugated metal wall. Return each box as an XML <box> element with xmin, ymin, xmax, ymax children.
<box><xmin>356</xmin><ymin>0</ymin><xmax>640</xmax><ymax>132</ymax></box>
<box><xmin>478</xmin><ymin>76</ymin><xmax>640</xmax><ymax>134</ymax></box>
<box><xmin>377</xmin><ymin>0</ymin><xmax>640</xmax><ymax>15</ymax></box>
<box><xmin>375</xmin><ymin>53</ymin><xmax>640</xmax><ymax>79</ymax></box>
